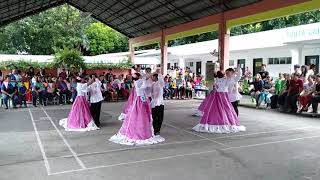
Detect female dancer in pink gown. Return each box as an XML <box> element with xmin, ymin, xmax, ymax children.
<box><xmin>192</xmin><ymin>71</ymin><xmax>246</xmax><ymax>133</ymax></box>
<box><xmin>59</xmin><ymin>76</ymin><xmax>99</xmax><ymax>131</ymax></box>
<box><xmin>110</xmin><ymin>73</ymin><xmax>164</xmax><ymax>145</ymax></box>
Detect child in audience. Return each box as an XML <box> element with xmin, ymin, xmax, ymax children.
<box><xmin>18</xmin><ymin>82</ymin><xmax>27</xmax><ymax>108</ymax></box>
<box><xmin>297</xmin><ymin>75</ymin><xmax>315</xmax><ymax>113</ymax></box>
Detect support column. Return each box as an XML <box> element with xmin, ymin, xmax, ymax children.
<box><xmin>178</xmin><ymin>57</ymin><xmax>185</xmax><ymax>73</ymax></box>
<box><xmin>290</xmin><ymin>46</ymin><xmax>303</xmax><ymax>73</ymax></box>
<box><xmin>129</xmin><ymin>40</ymin><xmax>135</xmax><ymax>64</ymax></box>
<box><xmin>299</xmin><ymin>46</ymin><xmax>304</xmax><ymax>65</ymax></box>
<box><xmin>160</xmin><ymin>30</ymin><xmax>168</xmax><ymax>75</ymax></box>
<box><xmin>218</xmin><ymin>14</ymin><xmax>230</xmax><ymax>71</ymax></box>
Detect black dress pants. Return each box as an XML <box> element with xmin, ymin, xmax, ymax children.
<box><xmin>90</xmin><ymin>101</ymin><xmax>102</xmax><ymax>127</ymax></box>
<box><xmin>231</xmin><ymin>100</ymin><xmax>239</xmax><ymax>116</ymax></box>
<box><xmin>152</xmin><ymin>105</ymin><xmax>164</xmax><ymax>135</ymax></box>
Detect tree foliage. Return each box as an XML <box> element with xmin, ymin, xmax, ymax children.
<box><xmin>230</xmin><ymin>10</ymin><xmax>320</xmax><ymax>36</ymax></box>
<box><xmin>85</xmin><ymin>22</ymin><xmax>128</xmax><ymax>55</ymax></box>
<box><xmin>52</xmin><ymin>48</ymin><xmax>86</xmax><ymax>70</ymax></box>
<box><xmin>0</xmin><ymin>4</ymin><xmax>128</xmax><ymax>55</ymax></box>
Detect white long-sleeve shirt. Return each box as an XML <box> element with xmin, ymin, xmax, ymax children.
<box><xmin>151</xmin><ymin>80</ymin><xmax>164</xmax><ymax>108</ymax></box>
<box><xmin>88</xmin><ymin>80</ymin><xmax>104</xmax><ymax>103</ymax></box>
<box><xmin>228</xmin><ymin>69</ymin><xmax>242</xmax><ymax>102</ymax></box>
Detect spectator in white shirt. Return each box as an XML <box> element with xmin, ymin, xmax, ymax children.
<box><xmin>151</xmin><ymin>73</ymin><xmax>165</xmax><ymax>136</ymax></box>
<box><xmin>88</xmin><ymin>74</ymin><xmax>104</xmax><ymax>127</ymax></box>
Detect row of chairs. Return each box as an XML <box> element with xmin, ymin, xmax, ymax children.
<box><xmin>0</xmin><ymin>93</ymin><xmax>68</xmax><ymax>108</ymax></box>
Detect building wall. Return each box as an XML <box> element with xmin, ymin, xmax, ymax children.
<box><xmin>170</xmin><ymin>46</ymin><xmax>320</xmax><ymax>79</ymax></box>
<box><xmin>229</xmin><ymin>47</ymin><xmax>292</xmax><ymax>77</ymax></box>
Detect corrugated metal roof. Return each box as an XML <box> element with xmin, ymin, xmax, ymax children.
<box><xmin>0</xmin><ymin>0</ymin><xmax>261</xmax><ymax>38</ymax></box>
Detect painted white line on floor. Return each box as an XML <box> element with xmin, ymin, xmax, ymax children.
<box><xmin>47</xmin><ymin>138</ymin><xmax>207</xmax><ymax>160</ymax></box>
<box><xmin>41</xmin><ymin>106</ymin><xmax>86</xmax><ymax>170</ymax></box>
<box><xmin>49</xmin><ymin>134</ymin><xmax>320</xmax><ymax>176</ymax></box>
<box><xmin>163</xmin><ymin>122</ymin><xmax>230</xmax><ymax>148</ymax></box>
<box><xmin>28</xmin><ymin>109</ymin><xmax>51</xmax><ymax>175</ymax></box>
<box><xmin>221</xmin><ymin>135</ymin><xmax>320</xmax><ymax>151</ymax></box>
<box><xmin>47</xmin><ymin>126</ymin><xmax>313</xmax><ymax>160</ymax></box>
<box><xmin>47</xmin><ymin>125</ymin><xmax>316</xmax><ymax>160</ymax></box>
<box><xmin>212</xmin><ymin>126</ymin><xmax>315</xmax><ymax>140</ymax></box>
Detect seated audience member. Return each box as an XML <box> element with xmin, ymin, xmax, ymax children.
<box><xmin>258</xmin><ymin>64</ymin><xmax>269</xmax><ymax>80</ymax></box>
<box><xmin>300</xmin><ymin>65</ymin><xmax>307</xmax><ymax>82</ymax></box>
<box><xmin>163</xmin><ymin>76</ymin><xmax>172</xmax><ymax>99</ymax></box>
<box><xmin>21</xmin><ymin>71</ymin><xmax>29</xmax><ymax>83</ymax></box>
<box><xmin>70</xmin><ymin>77</ymin><xmax>77</xmax><ymax>103</ymax></box>
<box><xmin>169</xmin><ymin>77</ymin><xmax>176</xmax><ymax>99</ymax></box>
<box><xmin>32</xmin><ymin>77</ymin><xmax>47</xmax><ymax>106</ymax></box>
<box><xmin>285</xmin><ymin>73</ymin><xmax>303</xmax><ymax>113</ymax></box>
<box><xmin>297</xmin><ymin>75</ymin><xmax>315</xmax><ymax>113</ymax></box>
<box><xmin>121</xmin><ymin>75</ymin><xmax>132</xmax><ymax>100</ymax></box>
<box><xmin>275</xmin><ymin>73</ymin><xmax>286</xmax><ymax>95</ymax></box>
<box><xmin>46</xmin><ymin>79</ymin><xmax>56</xmax><ymax>103</ymax></box>
<box><xmin>306</xmin><ymin>64</ymin><xmax>316</xmax><ymax>81</ymax></box>
<box><xmin>99</xmin><ymin>75</ymin><xmax>107</xmax><ymax>100</ymax></box>
<box><xmin>56</xmin><ymin>76</ymin><xmax>69</xmax><ymax>105</ymax></box>
<box><xmin>278</xmin><ymin>73</ymin><xmax>291</xmax><ymax>108</ymax></box>
<box><xmin>311</xmin><ymin>74</ymin><xmax>320</xmax><ymax>114</ymax></box>
<box><xmin>293</xmin><ymin>64</ymin><xmax>301</xmax><ymax>74</ymax></box>
<box><xmin>176</xmin><ymin>73</ymin><xmax>185</xmax><ymax>99</ymax></box>
<box><xmin>18</xmin><ymin>82</ymin><xmax>27</xmax><ymax>108</ymax></box>
<box><xmin>185</xmin><ymin>79</ymin><xmax>193</xmax><ymax>99</ymax></box>
<box><xmin>105</xmin><ymin>68</ymin><xmax>113</xmax><ymax>82</ymax></box>
<box><xmin>271</xmin><ymin>73</ymin><xmax>286</xmax><ymax>109</ymax></box>
<box><xmin>1</xmin><ymin>75</ymin><xmax>18</xmax><ymax>109</ymax></box>
<box><xmin>107</xmin><ymin>76</ymin><xmax>117</xmax><ymax>102</ymax></box>
<box><xmin>258</xmin><ymin>76</ymin><xmax>274</xmax><ymax>108</ymax></box>
<box><xmin>250</xmin><ymin>74</ymin><xmax>264</xmax><ymax>107</ymax></box>
<box><xmin>59</xmin><ymin>68</ymin><xmax>67</xmax><ymax>80</ymax></box>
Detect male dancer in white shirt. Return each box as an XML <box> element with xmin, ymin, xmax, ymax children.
<box><xmin>145</xmin><ymin>67</ymin><xmax>153</xmax><ymax>102</ymax></box>
<box><xmin>151</xmin><ymin>72</ymin><xmax>165</xmax><ymax>137</ymax></box>
<box><xmin>225</xmin><ymin>65</ymin><xmax>242</xmax><ymax>116</ymax></box>
<box><xmin>88</xmin><ymin>74</ymin><xmax>104</xmax><ymax>127</ymax></box>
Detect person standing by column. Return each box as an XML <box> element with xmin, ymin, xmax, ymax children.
<box><xmin>151</xmin><ymin>73</ymin><xmax>165</xmax><ymax>140</ymax></box>
<box><xmin>88</xmin><ymin>74</ymin><xmax>104</xmax><ymax>128</ymax></box>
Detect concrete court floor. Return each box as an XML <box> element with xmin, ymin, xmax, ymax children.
<box><xmin>1</xmin><ymin>100</ymin><xmax>320</xmax><ymax>180</ymax></box>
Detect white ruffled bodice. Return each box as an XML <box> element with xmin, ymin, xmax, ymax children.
<box><xmin>215</xmin><ymin>78</ymin><xmax>230</xmax><ymax>92</ymax></box>
<box><xmin>76</xmin><ymin>83</ymin><xmax>88</xmax><ymax>96</ymax></box>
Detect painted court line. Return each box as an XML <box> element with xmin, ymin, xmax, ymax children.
<box><xmin>163</xmin><ymin>122</ymin><xmax>230</xmax><ymax>148</ymax></box>
<box><xmin>47</xmin><ymin>126</ymin><xmax>315</xmax><ymax>161</ymax></box>
<box><xmin>28</xmin><ymin>109</ymin><xmax>51</xmax><ymax>175</ymax></box>
<box><xmin>49</xmin><ymin>134</ymin><xmax>320</xmax><ymax>176</ymax></box>
<box><xmin>47</xmin><ymin>139</ymin><xmax>207</xmax><ymax>160</ymax></box>
<box><xmin>221</xmin><ymin>135</ymin><xmax>320</xmax><ymax>150</ymax></box>
<box><xmin>211</xmin><ymin>126</ymin><xmax>315</xmax><ymax>140</ymax></box>
<box><xmin>41</xmin><ymin>107</ymin><xmax>86</xmax><ymax>170</ymax></box>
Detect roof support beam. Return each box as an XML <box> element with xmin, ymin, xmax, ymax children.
<box><xmin>130</xmin><ymin>0</ymin><xmax>315</xmax><ymax>47</ymax></box>
<box><xmin>128</xmin><ymin>0</ymin><xmax>230</xmax><ymax>36</ymax></box>
<box><xmin>124</xmin><ymin>0</ymin><xmax>199</xmax><ymax>34</ymax></box>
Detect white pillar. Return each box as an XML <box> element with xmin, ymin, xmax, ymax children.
<box><xmin>299</xmin><ymin>47</ymin><xmax>304</xmax><ymax>65</ymax></box>
<box><xmin>290</xmin><ymin>47</ymin><xmax>303</xmax><ymax>73</ymax></box>
<box><xmin>179</xmin><ymin>57</ymin><xmax>185</xmax><ymax>73</ymax></box>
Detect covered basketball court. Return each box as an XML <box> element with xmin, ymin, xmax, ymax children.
<box><xmin>1</xmin><ymin>0</ymin><xmax>320</xmax><ymax>180</ymax></box>
<box><xmin>2</xmin><ymin>102</ymin><xmax>320</xmax><ymax>180</ymax></box>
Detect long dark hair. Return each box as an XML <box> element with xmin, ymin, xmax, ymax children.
<box><xmin>301</xmin><ymin>65</ymin><xmax>307</xmax><ymax>77</ymax></box>
<box><xmin>214</xmin><ymin>71</ymin><xmax>224</xmax><ymax>78</ymax></box>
